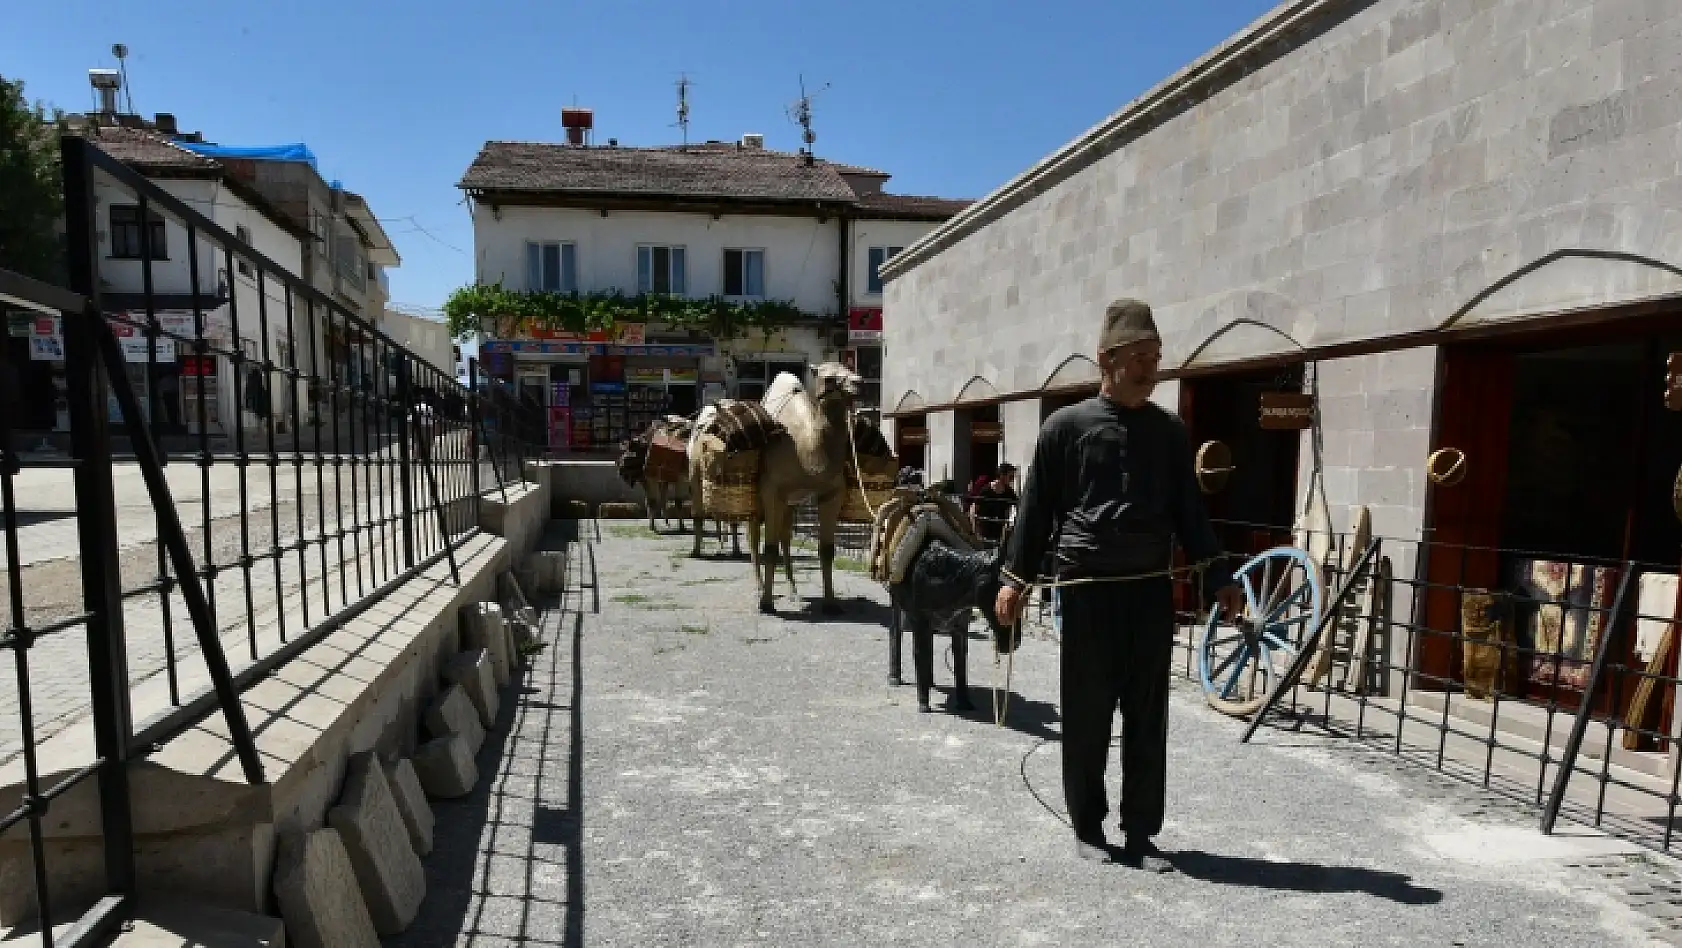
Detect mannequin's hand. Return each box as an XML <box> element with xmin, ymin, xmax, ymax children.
<box><xmin>996</xmin><ymin>585</ymin><xmax>1024</xmax><ymax>626</ymax></box>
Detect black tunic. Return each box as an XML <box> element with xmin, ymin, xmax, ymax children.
<box><xmin>1001</xmin><ymin>396</ymin><xmax>1231</xmax><ymax>589</ymax></box>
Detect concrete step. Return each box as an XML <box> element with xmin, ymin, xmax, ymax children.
<box><xmin>109</xmin><ymin>900</ymin><xmax>284</xmax><ymax>947</ymax></box>
<box><xmin>1409</xmin><ymin>689</ymin><xmax>1675</xmax><ymax>781</ymax></box>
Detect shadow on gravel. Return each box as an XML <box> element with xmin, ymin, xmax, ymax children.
<box><xmin>1168</xmin><ymin>851</ymin><xmax>1443</xmax><ymax>905</ymax></box>
<box><xmin>389</xmin><ymin>591</ymin><xmax>587</xmax><ymax>947</ymax></box>
<box><xmin>952</xmin><ymin>689</ymin><xmax>1061</xmax><ymax>742</ymax></box>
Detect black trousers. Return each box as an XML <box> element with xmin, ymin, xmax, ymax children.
<box><xmin>1058</xmin><ymin>576</ymin><xmax>1174</xmax><ymax>840</ymax></box>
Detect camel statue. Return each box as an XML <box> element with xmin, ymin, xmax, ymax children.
<box><xmin>685</xmin><ymin>403</ymin><xmax>744</xmax><ymax>558</ymax></box>
<box><xmin>747</xmin><ymin>363</ymin><xmax>860</xmax><ymax>614</ymax></box>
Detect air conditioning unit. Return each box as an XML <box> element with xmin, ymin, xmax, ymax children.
<box><xmin>741</xmin><ymin>133</ymin><xmax>765</xmax><ymax>150</ymax></box>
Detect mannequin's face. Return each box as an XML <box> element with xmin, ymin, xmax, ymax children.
<box><xmin>1099</xmin><ymin>339</ymin><xmax>1161</xmax><ymax>406</ymax></box>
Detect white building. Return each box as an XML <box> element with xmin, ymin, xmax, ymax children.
<box><xmin>458</xmin><ymin>126</ymin><xmax>967</xmax><ymax>453</ymax></box>
<box><xmin>16</xmin><ymin>101</ymin><xmax>408</xmax><ymax>449</ymax></box>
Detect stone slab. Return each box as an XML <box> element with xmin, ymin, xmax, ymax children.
<box><xmin>383</xmin><ymin>756</ymin><xmax>435</xmax><ymax>857</ymax></box>
<box><xmin>412</xmin><ymin>733</ymin><xmax>478</xmax><ymax>799</ymax></box>
<box><xmin>444</xmin><ymin>649</ymin><xmax>500</xmax><ymax>728</ymax></box>
<box><xmin>109</xmin><ymin>900</ymin><xmax>285</xmax><ymax>947</ymax></box>
<box><xmin>463</xmin><ymin>602</ymin><xmax>513</xmax><ymax>687</ymax></box>
<box><xmin>327</xmin><ymin>752</ymin><xmax>425</xmax><ymax>935</ymax></box>
<box><xmin>272</xmin><ymin>828</ymin><xmax>380</xmax><ymax>948</ymax></box>
<box><xmin>424</xmin><ymin>684</ymin><xmax>486</xmax><ymax>754</ymax></box>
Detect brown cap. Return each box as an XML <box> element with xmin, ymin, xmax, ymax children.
<box><xmin>1098</xmin><ymin>298</ymin><xmax>1160</xmax><ymax>352</ymax></box>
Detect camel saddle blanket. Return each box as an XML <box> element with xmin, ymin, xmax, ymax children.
<box><xmin>645</xmin><ymin>429</ymin><xmax>689</xmax><ymax>482</ymax></box>
<box><xmin>707</xmin><ymin>400</ymin><xmax>784</xmax><ymax>454</ymax></box>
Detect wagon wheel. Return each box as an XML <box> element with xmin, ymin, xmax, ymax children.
<box><xmin>1196</xmin><ymin>546</ymin><xmax>1325</xmax><ymax>717</ymax></box>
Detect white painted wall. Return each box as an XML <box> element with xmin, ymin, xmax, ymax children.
<box><xmin>381</xmin><ymin>309</ymin><xmax>454</xmax><ymax>376</ymax></box>
<box><xmin>847</xmin><ymin>219</ymin><xmax>941</xmax><ymax>306</ymax></box>
<box><xmin>92</xmin><ymin>175</ymin><xmax>308</xmax><ymax>434</ymax></box>
<box><xmin>473</xmin><ymin>205</ymin><xmax>843</xmax><ymax>316</ymax></box>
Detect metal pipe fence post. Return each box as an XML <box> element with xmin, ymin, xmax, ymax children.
<box><xmin>59</xmin><ymin>135</ymin><xmax>137</xmax><ymax>901</ymax></box>
<box><xmin>396</xmin><ymin>357</ymin><xmax>417</xmax><ymax>568</ymax></box>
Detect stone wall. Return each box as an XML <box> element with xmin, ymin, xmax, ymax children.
<box><xmin>883</xmin><ymin>0</ymin><xmax>1682</xmax><ymax>561</ymax></box>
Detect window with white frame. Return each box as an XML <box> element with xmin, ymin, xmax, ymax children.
<box><xmin>866</xmin><ymin>246</ymin><xmax>904</xmax><ymax>295</ymax></box>
<box><xmin>637</xmin><ymin>245</ymin><xmax>686</xmax><ymax>295</ymax></box>
<box><xmin>526</xmin><ymin>241</ymin><xmax>578</xmax><ymax>293</ymax></box>
<box><xmin>722</xmin><ymin>248</ymin><xmax>765</xmax><ymax>298</ymax></box>
<box><xmin>733</xmin><ymin>358</ymin><xmax>806</xmax><ymax>401</ymax></box>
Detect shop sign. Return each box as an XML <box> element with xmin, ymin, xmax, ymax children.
<box><xmin>898</xmin><ymin>427</ymin><xmax>929</xmax><ymax>446</ymax></box>
<box><xmin>666</xmin><ymin>368</ymin><xmax>697</xmax><ymax>384</ymax></box>
<box><xmin>6</xmin><ymin>313</ymin><xmax>31</xmax><ymax>338</ymax></box>
<box><xmin>180</xmin><ymin>355</ymin><xmax>216</xmax><ymax>376</ymax></box>
<box><xmin>1259</xmin><ymin>392</ymin><xmax>1314</xmax><ymax>430</ymax></box>
<box><xmin>626</xmin><ymin>367</ymin><xmax>666</xmax><ymax>385</ymax></box>
<box><xmin>527</xmin><ymin>323</ymin><xmax>646</xmax><ymax>345</ymax></box>
<box><xmin>848</xmin><ymin>307</ymin><xmax>883</xmax><ymax>344</ymax></box>
<box><xmin>970</xmin><ymin>421</ymin><xmax>1003</xmax><ymax>443</ymax></box>
<box><xmin>109</xmin><ymin>322</ymin><xmax>177</xmax><ymax>364</ymax></box>
<box><xmin>30</xmin><ymin>334</ymin><xmax>64</xmax><ymax>361</ymax></box>
<box><xmin>1667</xmin><ymin>353</ymin><xmax>1682</xmax><ymax>411</ymax></box>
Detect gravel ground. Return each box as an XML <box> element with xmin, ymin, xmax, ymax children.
<box><xmin>391</xmin><ymin>523</ymin><xmax>1682</xmax><ymax>948</ymax></box>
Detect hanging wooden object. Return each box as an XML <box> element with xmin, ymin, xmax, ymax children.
<box><xmin>1194</xmin><ymin>440</ymin><xmax>1234</xmax><ymax>494</ymax></box>
<box><xmin>1427</xmin><ymin>447</ymin><xmax>1468</xmax><ymax>487</ymax></box>
<box><xmin>1665</xmin><ymin>353</ymin><xmax>1682</xmax><ymax>411</ymax></box>
<box><xmin>1259</xmin><ymin>392</ymin><xmax>1314</xmax><ymax>430</ymax></box>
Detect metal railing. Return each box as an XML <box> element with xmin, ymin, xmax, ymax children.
<box><xmin>1169</xmin><ymin>516</ymin><xmax>1682</xmax><ymax>855</ymax></box>
<box><xmin>0</xmin><ymin>135</ymin><xmax>544</xmax><ymax>943</ymax></box>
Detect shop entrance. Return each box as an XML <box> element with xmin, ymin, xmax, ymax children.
<box><xmin>1423</xmin><ymin>315</ymin><xmax>1682</xmax><ymax>718</ymax></box>
<box><xmin>953</xmin><ymin>404</ymin><xmax>1001</xmax><ymax>496</ymax></box>
<box><xmin>895</xmin><ymin>414</ymin><xmax>927</xmax><ymax>472</ymax></box>
<box><xmin>1178</xmin><ymin>364</ymin><xmax>1305</xmax><ymax>558</ymax></box>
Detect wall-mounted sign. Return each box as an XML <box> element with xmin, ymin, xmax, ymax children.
<box><xmin>970</xmin><ymin>421</ymin><xmax>1003</xmax><ymax>443</ymax></box>
<box><xmin>898</xmin><ymin>427</ymin><xmax>929</xmax><ymax>446</ymax></box>
<box><xmin>1667</xmin><ymin>353</ymin><xmax>1682</xmax><ymax>411</ymax></box>
<box><xmin>484</xmin><ymin>340</ymin><xmax>715</xmax><ymax>358</ymax></box>
<box><xmin>848</xmin><ymin>307</ymin><xmax>883</xmax><ymax>344</ymax></box>
<box><xmin>1258</xmin><ymin>392</ymin><xmax>1314</xmax><ymax>430</ymax></box>
<box><xmin>625</xmin><ymin>367</ymin><xmax>666</xmax><ymax>385</ymax></box>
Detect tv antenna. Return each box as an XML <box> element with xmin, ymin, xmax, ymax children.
<box><xmin>786</xmin><ymin>75</ymin><xmax>829</xmax><ymax>157</ymax></box>
<box><xmin>112</xmin><ymin>43</ymin><xmax>134</xmax><ymax>114</ymax></box>
<box><xmin>674</xmin><ymin>74</ymin><xmax>692</xmax><ymax>146</ymax></box>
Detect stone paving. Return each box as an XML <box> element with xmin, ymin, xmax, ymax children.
<box><xmin>391</xmin><ymin>523</ymin><xmax>1682</xmax><ymax>947</ymax></box>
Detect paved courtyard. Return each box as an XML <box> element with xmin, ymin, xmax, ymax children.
<box><xmin>392</xmin><ymin>523</ymin><xmax>1682</xmax><ymax>948</ymax></box>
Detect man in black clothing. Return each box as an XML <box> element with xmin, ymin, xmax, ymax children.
<box><xmin>995</xmin><ymin>298</ymin><xmax>1243</xmax><ymax>871</ymax></box>
<box><xmin>968</xmin><ymin>463</ymin><xmax>1018</xmax><ymax>546</ymax></box>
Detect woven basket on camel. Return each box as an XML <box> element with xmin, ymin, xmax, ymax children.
<box><xmin>841</xmin><ymin>453</ymin><xmax>899</xmax><ymax>524</ymax></box>
<box><xmin>700</xmin><ymin>447</ymin><xmax>760</xmax><ymax>522</ymax></box>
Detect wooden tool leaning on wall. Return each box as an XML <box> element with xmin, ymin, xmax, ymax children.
<box><xmin>1621</xmin><ymin>466</ymin><xmax>1682</xmax><ymax>751</ymax></box>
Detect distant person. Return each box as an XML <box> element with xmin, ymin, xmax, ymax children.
<box><xmin>968</xmin><ymin>463</ymin><xmax>1018</xmax><ymax>546</ymax></box>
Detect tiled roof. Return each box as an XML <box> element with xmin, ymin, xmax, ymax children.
<box><xmin>459</xmin><ymin>141</ymin><xmax>860</xmax><ymax>204</ymax></box>
<box><xmin>853</xmin><ymin>192</ymin><xmax>972</xmax><ymax>219</ymax></box>
<box><xmin>78</xmin><ymin>124</ymin><xmax>221</xmax><ymax>174</ymax></box>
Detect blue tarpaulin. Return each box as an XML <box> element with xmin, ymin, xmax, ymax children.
<box><xmin>176</xmin><ymin>142</ymin><xmax>318</xmax><ymax>171</ymax></box>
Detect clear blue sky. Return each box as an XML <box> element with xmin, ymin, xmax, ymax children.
<box><xmin>4</xmin><ymin>0</ymin><xmax>1277</xmax><ymax>313</ymax></box>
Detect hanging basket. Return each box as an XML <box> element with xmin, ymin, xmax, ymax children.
<box><xmin>841</xmin><ymin>454</ymin><xmax>899</xmax><ymax>523</ymax></box>
<box><xmin>700</xmin><ymin>448</ymin><xmax>760</xmax><ymax>522</ymax></box>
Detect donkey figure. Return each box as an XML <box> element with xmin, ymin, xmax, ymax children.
<box><xmin>888</xmin><ymin>540</ymin><xmax>1018</xmax><ymax>713</ymax></box>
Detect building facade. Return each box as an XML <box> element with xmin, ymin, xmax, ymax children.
<box><xmin>881</xmin><ymin>0</ymin><xmax>1682</xmax><ymax>707</ymax></box>
<box><xmin>7</xmin><ymin>100</ymin><xmax>408</xmax><ymax>448</ymax></box>
<box><xmin>458</xmin><ymin>130</ymin><xmax>967</xmax><ymax>453</ymax></box>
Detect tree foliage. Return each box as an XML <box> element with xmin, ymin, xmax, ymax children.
<box><xmin>442</xmin><ymin>284</ymin><xmax>813</xmax><ymax>342</ymax></box>
<box><xmin>0</xmin><ymin>74</ymin><xmax>64</xmax><ymax>283</ymax></box>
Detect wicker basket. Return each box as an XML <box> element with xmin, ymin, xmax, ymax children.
<box><xmin>701</xmin><ymin>449</ymin><xmax>760</xmax><ymax>522</ymax></box>
<box><xmin>841</xmin><ymin>454</ymin><xmax>898</xmax><ymax>524</ymax></box>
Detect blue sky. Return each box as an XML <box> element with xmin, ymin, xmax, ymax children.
<box><xmin>4</xmin><ymin>0</ymin><xmax>1277</xmax><ymax>313</ymax></box>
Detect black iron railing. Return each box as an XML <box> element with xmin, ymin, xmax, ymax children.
<box><xmin>0</xmin><ymin>135</ymin><xmax>549</xmax><ymax>943</ymax></box>
<box><xmin>1167</xmin><ymin>516</ymin><xmax>1682</xmax><ymax>855</ymax></box>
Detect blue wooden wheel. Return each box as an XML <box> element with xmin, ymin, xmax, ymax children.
<box><xmin>1196</xmin><ymin>546</ymin><xmax>1325</xmax><ymax>716</ymax></box>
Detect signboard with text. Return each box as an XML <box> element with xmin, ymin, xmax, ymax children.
<box><xmin>847</xmin><ymin>307</ymin><xmax>883</xmax><ymax>344</ymax></box>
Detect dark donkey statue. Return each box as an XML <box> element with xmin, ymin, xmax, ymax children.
<box><xmin>888</xmin><ymin>540</ymin><xmax>1021</xmax><ymax>713</ymax></box>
